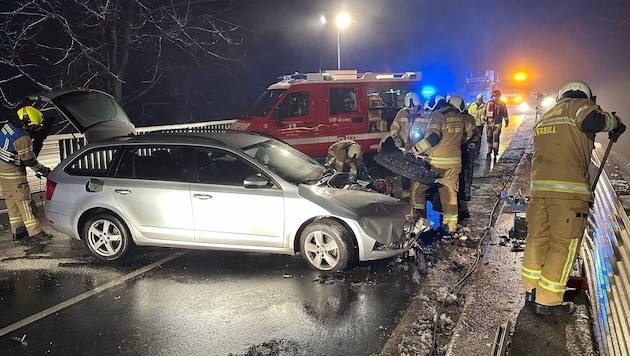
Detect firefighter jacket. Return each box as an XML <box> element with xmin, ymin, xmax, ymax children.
<box><xmin>412</xmin><ymin>105</ymin><xmax>465</xmax><ymax>168</ymax></box>
<box><xmin>462</xmin><ymin>112</ymin><xmax>481</xmax><ymax>147</ymax></box>
<box><xmin>468</xmin><ymin>101</ymin><xmax>486</xmax><ymax>127</ymax></box>
<box><xmin>326</xmin><ymin>139</ymin><xmax>365</xmax><ymax>177</ymax></box>
<box><xmin>530</xmin><ymin>97</ymin><xmax>620</xmax><ymax>202</ymax></box>
<box><xmin>0</xmin><ymin>122</ymin><xmax>48</xmax><ymax>178</ymax></box>
<box><xmin>486</xmin><ymin>98</ymin><xmax>509</xmax><ymax>126</ymax></box>
<box><xmin>390</xmin><ymin>108</ymin><xmax>429</xmax><ymax>150</ymax></box>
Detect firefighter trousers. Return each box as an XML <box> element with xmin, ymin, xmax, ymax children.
<box><xmin>0</xmin><ymin>177</ymin><xmax>43</xmax><ymax>237</ymax></box>
<box><xmin>521</xmin><ymin>197</ymin><xmax>590</xmax><ymax>306</ymax></box>
<box><xmin>486</xmin><ymin>123</ymin><xmax>502</xmax><ymax>156</ymax></box>
<box><xmin>412</xmin><ymin>165</ymin><xmax>460</xmax><ymax>231</ymax></box>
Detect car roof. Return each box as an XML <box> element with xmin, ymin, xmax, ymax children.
<box><xmin>100</xmin><ymin>130</ymin><xmax>272</xmax><ymax>150</ymax></box>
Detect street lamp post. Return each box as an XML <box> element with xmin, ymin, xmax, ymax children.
<box><xmin>335</xmin><ymin>12</ymin><xmax>350</xmax><ymax>70</ymax></box>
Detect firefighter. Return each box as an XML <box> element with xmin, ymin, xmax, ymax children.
<box><xmin>409</xmin><ymin>94</ymin><xmax>465</xmax><ymax>232</ymax></box>
<box><xmin>448</xmin><ymin>96</ymin><xmax>480</xmax><ymax>221</ymax></box>
<box><xmin>467</xmin><ymin>93</ymin><xmax>486</xmax><ymax>157</ymax></box>
<box><xmin>390</xmin><ymin>92</ymin><xmax>428</xmax><ymax>201</ymax></box>
<box><xmin>485</xmin><ymin>89</ymin><xmax>509</xmax><ymax>158</ymax></box>
<box><xmin>325</xmin><ymin>139</ymin><xmax>367</xmax><ymax>180</ymax></box>
<box><xmin>521</xmin><ymin>81</ymin><xmax>626</xmax><ymax>315</ymax></box>
<box><xmin>0</xmin><ymin>106</ymin><xmax>53</xmax><ymax>245</ymax></box>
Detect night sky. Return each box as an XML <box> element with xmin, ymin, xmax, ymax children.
<box><xmin>229</xmin><ymin>0</ymin><xmax>630</xmax><ymax>159</ymax></box>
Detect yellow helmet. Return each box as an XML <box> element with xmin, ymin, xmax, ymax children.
<box><xmin>17</xmin><ymin>106</ymin><xmax>44</xmax><ymax>127</ymax></box>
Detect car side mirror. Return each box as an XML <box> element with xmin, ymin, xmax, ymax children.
<box><xmin>244</xmin><ymin>174</ymin><xmax>271</xmax><ymax>188</ymax></box>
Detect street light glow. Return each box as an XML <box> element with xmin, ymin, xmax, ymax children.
<box><xmin>335</xmin><ymin>12</ymin><xmax>350</xmax><ymax>29</ymax></box>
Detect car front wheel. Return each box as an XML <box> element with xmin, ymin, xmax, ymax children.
<box><xmin>83</xmin><ymin>213</ymin><xmax>132</xmax><ymax>261</ymax></box>
<box><xmin>300</xmin><ymin>219</ymin><xmax>356</xmax><ymax>272</ymax></box>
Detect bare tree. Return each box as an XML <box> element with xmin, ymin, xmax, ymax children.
<box><xmin>0</xmin><ymin>0</ymin><xmax>244</xmax><ymax>123</ymax></box>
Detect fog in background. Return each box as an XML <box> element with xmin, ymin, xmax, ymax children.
<box><xmin>230</xmin><ymin>0</ymin><xmax>630</xmax><ymax>161</ymax></box>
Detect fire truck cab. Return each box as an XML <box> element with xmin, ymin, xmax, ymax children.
<box><xmin>230</xmin><ymin>69</ymin><xmax>422</xmax><ymax>159</ymax></box>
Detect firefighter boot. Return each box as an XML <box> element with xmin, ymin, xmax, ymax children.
<box><xmin>525</xmin><ymin>289</ymin><xmax>536</xmax><ymax>304</ymax></box>
<box><xmin>458</xmin><ymin>201</ymin><xmax>470</xmax><ymax>222</ymax></box>
<box><xmin>535</xmin><ymin>301</ymin><xmax>576</xmax><ymax>316</ymax></box>
<box><xmin>12</xmin><ymin>226</ymin><xmax>28</xmax><ymax>242</ymax></box>
<box><xmin>21</xmin><ymin>231</ymin><xmax>53</xmax><ymax>245</ymax></box>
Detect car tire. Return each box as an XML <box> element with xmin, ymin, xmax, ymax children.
<box><xmin>299</xmin><ymin>219</ymin><xmax>356</xmax><ymax>272</ymax></box>
<box><xmin>83</xmin><ymin>213</ymin><xmax>132</xmax><ymax>261</ymax></box>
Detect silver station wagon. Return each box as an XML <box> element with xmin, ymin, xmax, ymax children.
<box><xmin>40</xmin><ymin>90</ymin><xmax>416</xmax><ymax>271</ymax></box>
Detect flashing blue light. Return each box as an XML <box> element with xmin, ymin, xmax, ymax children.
<box><xmin>421</xmin><ymin>86</ymin><xmax>436</xmax><ymax>98</ymax></box>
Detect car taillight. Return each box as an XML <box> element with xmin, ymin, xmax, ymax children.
<box><xmin>45</xmin><ymin>179</ymin><xmax>57</xmax><ymax>200</ymax></box>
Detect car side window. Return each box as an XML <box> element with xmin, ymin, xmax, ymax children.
<box><xmin>194</xmin><ymin>147</ymin><xmax>262</xmax><ymax>185</ymax></box>
<box><xmin>278</xmin><ymin>91</ymin><xmax>310</xmax><ymax>119</ymax></box>
<box><xmin>330</xmin><ymin>87</ymin><xmax>357</xmax><ymax>114</ymax></box>
<box><xmin>66</xmin><ymin>147</ymin><xmax>119</xmax><ymax>177</ymax></box>
<box><xmin>114</xmin><ymin>146</ymin><xmax>183</xmax><ymax>181</ymax></box>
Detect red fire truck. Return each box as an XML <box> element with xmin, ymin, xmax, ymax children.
<box><xmin>229</xmin><ymin>69</ymin><xmax>422</xmax><ymax>158</ymax></box>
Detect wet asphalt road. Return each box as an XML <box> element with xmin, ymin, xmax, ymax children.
<box><xmin>0</xmin><ymin>226</ymin><xmax>422</xmax><ymax>356</ymax></box>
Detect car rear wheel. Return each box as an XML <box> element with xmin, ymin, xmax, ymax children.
<box><xmin>83</xmin><ymin>213</ymin><xmax>132</xmax><ymax>261</ymax></box>
<box><xmin>300</xmin><ymin>219</ymin><xmax>356</xmax><ymax>272</ymax></box>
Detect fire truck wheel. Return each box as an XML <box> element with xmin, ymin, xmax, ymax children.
<box><xmin>300</xmin><ymin>219</ymin><xmax>357</xmax><ymax>272</ymax></box>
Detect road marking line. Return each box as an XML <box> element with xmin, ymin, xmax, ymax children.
<box><xmin>0</xmin><ymin>252</ymin><xmax>183</xmax><ymax>336</ymax></box>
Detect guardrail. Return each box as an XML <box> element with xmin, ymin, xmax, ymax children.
<box><xmin>583</xmin><ymin>152</ymin><xmax>630</xmax><ymax>356</ymax></box>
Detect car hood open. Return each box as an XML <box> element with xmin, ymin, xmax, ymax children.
<box><xmin>26</xmin><ymin>88</ymin><xmax>136</xmax><ymax>143</ymax></box>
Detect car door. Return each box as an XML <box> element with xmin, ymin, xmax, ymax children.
<box><xmin>189</xmin><ymin>147</ymin><xmax>285</xmax><ymax>248</ymax></box>
<box><xmin>109</xmin><ymin>145</ymin><xmax>194</xmax><ymax>241</ymax></box>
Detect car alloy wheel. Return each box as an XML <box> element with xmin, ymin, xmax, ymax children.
<box><xmin>83</xmin><ymin>213</ymin><xmax>131</xmax><ymax>261</ymax></box>
<box><xmin>300</xmin><ymin>219</ymin><xmax>356</xmax><ymax>272</ymax></box>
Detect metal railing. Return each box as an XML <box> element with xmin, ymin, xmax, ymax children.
<box><xmin>583</xmin><ymin>152</ymin><xmax>630</xmax><ymax>356</ymax></box>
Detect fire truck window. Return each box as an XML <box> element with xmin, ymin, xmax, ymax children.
<box><xmin>278</xmin><ymin>91</ymin><xmax>310</xmax><ymax>119</ymax></box>
<box><xmin>330</xmin><ymin>88</ymin><xmax>357</xmax><ymax>114</ymax></box>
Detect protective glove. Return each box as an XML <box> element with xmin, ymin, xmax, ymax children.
<box><xmin>411</xmin><ymin>145</ymin><xmax>425</xmax><ymax>159</ymax></box>
<box><xmin>393</xmin><ymin>136</ymin><xmax>404</xmax><ymax>148</ymax></box>
<box><xmin>609</xmin><ymin>116</ymin><xmax>626</xmax><ymax>143</ymax></box>
<box><xmin>39</xmin><ymin>166</ymin><xmax>51</xmax><ymax>177</ymax></box>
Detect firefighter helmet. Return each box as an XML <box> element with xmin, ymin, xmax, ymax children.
<box><xmin>404</xmin><ymin>92</ymin><xmax>421</xmax><ymax>108</ymax></box>
<box><xmin>347</xmin><ymin>142</ymin><xmax>362</xmax><ymax>159</ymax></box>
<box><xmin>17</xmin><ymin>106</ymin><xmax>44</xmax><ymax>128</ymax></box>
<box><xmin>557</xmin><ymin>81</ymin><xmax>592</xmax><ymax>100</ymax></box>
<box><xmin>492</xmin><ymin>89</ymin><xmax>501</xmax><ymax>96</ymax></box>
<box><xmin>447</xmin><ymin>96</ymin><xmax>466</xmax><ymax>113</ymax></box>
<box><xmin>476</xmin><ymin>93</ymin><xmax>484</xmax><ymax>100</ymax></box>
<box><xmin>424</xmin><ymin>94</ymin><xmax>445</xmax><ymax>111</ymax></box>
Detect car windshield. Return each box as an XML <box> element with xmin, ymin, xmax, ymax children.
<box><xmin>246</xmin><ymin>89</ymin><xmax>286</xmax><ymax>117</ymax></box>
<box><xmin>243</xmin><ymin>139</ymin><xmax>324</xmax><ymax>184</ymax></box>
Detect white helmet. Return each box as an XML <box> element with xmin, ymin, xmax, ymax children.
<box><xmin>347</xmin><ymin>142</ymin><xmax>362</xmax><ymax>159</ymax></box>
<box><xmin>558</xmin><ymin>81</ymin><xmax>592</xmax><ymax>100</ymax></box>
<box><xmin>447</xmin><ymin>96</ymin><xmax>466</xmax><ymax>113</ymax></box>
<box><xmin>424</xmin><ymin>94</ymin><xmax>445</xmax><ymax>111</ymax></box>
<box><xmin>404</xmin><ymin>92</ymin><xmax>421</xmax><ymax>108</ymax></box>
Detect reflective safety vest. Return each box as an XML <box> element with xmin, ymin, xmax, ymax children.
<box><xmin>0</xmin><ymin>123</ymin><xmax>28</xmax><ymax>167</ymax></box>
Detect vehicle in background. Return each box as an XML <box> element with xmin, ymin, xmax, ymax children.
<box><xmin>229</xmin><ymin>69</ymin><xmax>422</xmax><ymax>159</ymax></box>
<box><xmin>496</xmin><ymin>71</ymin><xmax>534</xmax><ymax>114</ymax></box>
<box><xmin>462</xmin><ymin>70</ymin><xmax>495</xmax><ymax>106</ymax></box>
